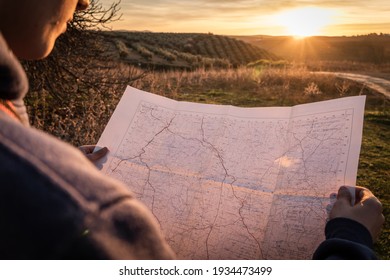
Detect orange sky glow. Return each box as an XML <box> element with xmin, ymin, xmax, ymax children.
<box><xmin>101</xmin><ymin>0</ymin><xmax>390</xmax><ymax>36</ymax></box>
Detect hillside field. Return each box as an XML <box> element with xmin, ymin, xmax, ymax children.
<box><xmin>233</xmin><ymin>34</ymin><xmax>390</xmax><ymax>65</ymax></box>
<box><xmin>101</xmin><ymin>31</ymin><xmax>278</xmax><ymax>69</ymax></box>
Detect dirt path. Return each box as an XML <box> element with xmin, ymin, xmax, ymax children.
<box><xmin>316</xmin><ymin>72</ymin><xmax>390</xmax><ymax>99</ymax></box>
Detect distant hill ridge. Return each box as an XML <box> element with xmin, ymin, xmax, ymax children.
<box><xmin>233</xmin><ymin>34</ymin><xmax>390</xmax><ymax>64</ymax></box>
<box><xmin>100</xmin><ymin>31</ymin><xmax>279</xmax><ymax>69</ymax></box>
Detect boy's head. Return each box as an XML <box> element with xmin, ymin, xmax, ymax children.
<box><xmin>0</xmin><ymin>0</ymin><xmax>89</xmax><ymax>60</ymax></box>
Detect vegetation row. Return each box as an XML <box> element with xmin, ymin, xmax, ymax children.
<box><xmin>105</xmin><ymin>31</ymin><xmax>278</xmax><ymax>69</ymax></box>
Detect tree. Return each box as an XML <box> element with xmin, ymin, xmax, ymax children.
<box><xmin>70</xmin><ymin>0</ymin><xmax>122</xmax><ymax>30</ymax></box>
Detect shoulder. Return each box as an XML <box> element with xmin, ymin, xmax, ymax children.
<box><xmin>0</xmin><ymin>117</ymin><xmax>175</xmax><ymax>259</ymax></box>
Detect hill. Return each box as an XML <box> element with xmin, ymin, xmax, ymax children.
<box><xmin>232</xmin><ymin>34</ymin><xmax>390</xmax><ymax>64</ymax></box>
<box><xmin>98</xmin><ymin>31</ymin><xmax>279</xmax><ymax>69</ymax></box>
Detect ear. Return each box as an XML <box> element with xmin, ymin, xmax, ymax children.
<box><xmin>76</xmin><ymin>0</ymin><xmax>90</xmax><ymax>11</ymax></box>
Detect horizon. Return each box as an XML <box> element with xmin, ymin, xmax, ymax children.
<box><xmin>100</xmin><ymin>0</ymin><xmax>390</xmax><ymax>37</ymax></box>
<box><xmin>106</xmin><ymin>29</ymin><xmax>390</xmax><ymax>38</ymax></box>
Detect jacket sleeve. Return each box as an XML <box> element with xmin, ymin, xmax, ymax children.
<box><xmin>312</xmin><ymin>217</ymin><xmax>377</xmax><ymax>260</ymax></box>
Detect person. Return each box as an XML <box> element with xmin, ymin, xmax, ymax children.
<box><xmin>313</xmin><ymin>186</ymin><xmax>384</xmax><ymax>259</ymax></box>
<box><xmin>0</xmin><ymin>0</ymin><xmax>385</xmax><ymax>260</ymax></box>
<box><xmin>0</xmin><ymin>0</ymin><xmax>174</xmax><ymax>259</ymax></box>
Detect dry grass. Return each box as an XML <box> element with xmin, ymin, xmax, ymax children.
<box><xmin>130</xmin><ymin>66</ymin><xmax>384</xmax><ymax>106</ymax></box>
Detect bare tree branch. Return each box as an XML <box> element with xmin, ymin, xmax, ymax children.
<box><xmin>70</xmin><ymin>0</ymin><xmax>122</xmax><ymax>30</ymax></box>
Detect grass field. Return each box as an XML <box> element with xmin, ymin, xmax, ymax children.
<box><xmin>24</xmin><ymin>62</ymin><xmax>389</xmax><ymax>259</ymax></box>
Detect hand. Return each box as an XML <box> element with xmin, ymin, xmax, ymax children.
<box><xmin>78</xmin><ymin>145</ymin><xmax>109</xmax><ymax>164</ymax></box>
<box><xmin>330</xmin><ymin>186</ymin><xmax>385</xmax><ymax>241</ymax></box>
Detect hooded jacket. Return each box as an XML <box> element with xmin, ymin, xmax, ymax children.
<box><xmin>0</xmin><ymin>32</ymin><xmax>175</xmax><ymax>259</ymax></box>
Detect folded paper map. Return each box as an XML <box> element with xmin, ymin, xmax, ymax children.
<box><xmin>96</xmin><ymin>86</ymin><xmax>365</xmax><ymax>259</ymax></box>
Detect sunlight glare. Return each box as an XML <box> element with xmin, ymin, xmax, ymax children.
<box><xmin>274</xmin><ymin>7</ymin><xmax>335</xmax><ymax>37</ymax></box>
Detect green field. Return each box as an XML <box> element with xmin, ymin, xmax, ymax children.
<box><xmin>23</xmin><ymin>31</ymin><xmax>390</xmax><ymax>259</ymax></box>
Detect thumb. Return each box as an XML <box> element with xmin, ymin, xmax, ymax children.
<box><xmin>336</xmin><ymin>186</ymin><xmax>354</xmax><ymax>205</ymax></box>
<box><xmin>334</xmin><ymin>186</ymin><xmax>354</xmax><ymax>208</ymax></box>
<box><xmin>87</xmin><ymin>147</ymin><xmax>109</xmax><ymax>162</ymax></box>
<box><xmin>329</xmin><ymin>186</ymin><xmax>353</xmax><ymax>219</ymax></box>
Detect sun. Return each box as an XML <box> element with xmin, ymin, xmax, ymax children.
<box><xmin>274</xmin><ymin>7</ymin><xmax>335</xmax><ymax>37</ymax></box>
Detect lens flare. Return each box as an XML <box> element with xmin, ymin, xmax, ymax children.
<box><xmin>274</xmin><ymin>7</ymin><xmax>336</xmax><ymax>37</ymax></box>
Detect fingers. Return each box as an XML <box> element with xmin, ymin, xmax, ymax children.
<box><xmin>354</xmin><ymin>186</ymin><xmax>370</xmax><ymax>203</ymax></box>
<box><xmin>329</xmin><ymin>186</ymin><xmax>355</xmax><ymax>219</ymax></box>
<box><xmin>363</xmin><ymin>193</ymin><xmax>383</xmax><ymax>213</ymax></box>
<box><xmin>78</xmin><ymin>145</ymin><xmax>95</xmax><ymax>154</ymax></box>
<box><xmin>86</xmin><ymin>147</ymin><xmax>109</xmax><ymax>162</ymax></box>
<box><xmin>336</xmin><ymin>186</ymin><xmax>353</xmax><ymax>204</ymax></box>
<box><xmin>78</xmin><ymin>145</ymin><xmax>109</xmax><ymax>164</ymax></box>
<box><xmin>363</xmin><ymin>195</ymin><xmax>385</xmax><ymax>241</ymax></box>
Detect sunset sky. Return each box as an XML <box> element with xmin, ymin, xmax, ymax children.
<box><xmin>101</xmin><ymin>0</ymin><xmax>390</xmax><ymax>36</ymax></box>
